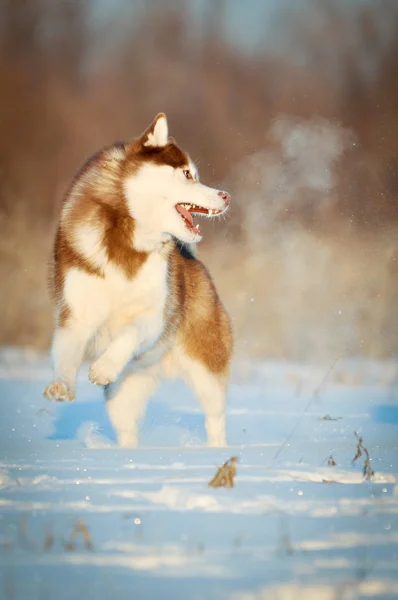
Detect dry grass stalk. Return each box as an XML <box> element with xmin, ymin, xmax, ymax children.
<box><xmin>208</xmin><ymin>457</ymin><xmax>238</xmax><ymax>488</ymax></box>
<box><xmin>4</xmin><ymin>570</ymin><xmax>14</xmax><ymax>600</ymax></box>
<box><xmin>17</xmin><ymin>516</ymin><xmax>36</xmax><ymax>551</ymax></box>
<box><xmin>352</xmin><ymin>432</ymin><xmax>375</xmax><ymax>481</ymax></box>
<box><xmin>319</xmin><ymin>414</ymin><xmax>342</xmax><ymax>421</ymax></box>
<box><xmin>63</xmin><ymin>520</ymin><xmax>93</xmax><ymax>551</ymax></box>
<box><xmin>37</xmin><ymin>408</ymin><xmax>53</xmax><ymax>418</ymax></box>
<box><xmin>43</xmin><ymin>525</ymin><xmax>54</xmax><ymax>551</ymax></box>
<box><xmin>327</xmin><ymin>455</ymin><xmax>337</xmax><ymax>466</ymax></box>
<box><xmin>277</xmin><ymin>517</ymin><xmax>295</xmax><ymax>556</ymax></box>
<box><xmin>279</xmin><ymin>534</ymin><xmax>295</xmax><ymax>555</ymax></box>
<box><xmin>313</xmin><ymin>355</ymin><xmax>342</xmax><ymax>398</ymax></box>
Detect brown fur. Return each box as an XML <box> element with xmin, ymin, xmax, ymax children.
<box><xmin>50</xmin><ymin>227</ymin><xmax>103</xmax><ymax>309</ymax></box>
<box><xmin>49</xmin><ymin>115</ymin><xmax>232</xmax><ymax>375</ymax></box>
<box><xmin>126</xmin><ymin>142</ymin><xmax>189</xmax><ymax>171</ymax></box>
<box><xmin>50</xmin><ymin>143</ymin><xmax>145</xmax><ymax>318</ymax></box>
<box><xmin>51</xmin><ymin>118</ymin><xmax>190</xmax><ymax>306</ymax></box>
<box><xmin>167</xmin><ymin>244</ymin><xmax>232</xmax><ymax>375</ymax></box>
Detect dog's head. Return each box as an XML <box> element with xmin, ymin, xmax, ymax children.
<box><xmin>124</xmin><ymin>113</ymin><xmax>230</xmax><ymax>251</ymax></box>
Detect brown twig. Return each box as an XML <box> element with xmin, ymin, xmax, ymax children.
<box><xmin>208</xmin><ymin>457</ymin><xmax>238</xmax><ymax>488</ymax></box>
<box><xmin>313</xmin><ymin>354</ymin><xmax>342</xmax><ymax>398</ymax></box>
<box><xmin>17</xmin><ymin>516</ymin><xmax>37</xmax><ymax>551</ymax></box>
<box><xmin>36</xmin><ymin>408</ymin><xmax>53</xmax><ymax>418</ymax></box>
<box><xmin>327</xmin><ymin>455</ymin><xmax>337</xmax><ymax>466</ymax></box>
<box><xmin>63</xmin><ymin>520</ymin><xmax>93</xmax><ymax>551</ymax></box>
<box><xmin>352</xmin><ymin>432</ymin><xmax>375</xmax><ymax>481</ymax></box>
<box><xmin>43</xmin><ymin>525</ymin><xmax>54</xmax><ymax>551</ymax></box>
<box><xmin>268</xmin><ymin>355</ymin><xmax>342</xmax><ymax>468</ymax></box>
<box><xmin>319</xmin><ymin>414</ymin><xmax>342</xmax><ymax>421</ymax></box>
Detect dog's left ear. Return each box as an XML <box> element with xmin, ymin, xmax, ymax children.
<box><xmin>140</xmin><ymin>113</ymin><xmax>169</xmax><ymax>148</ymax></box>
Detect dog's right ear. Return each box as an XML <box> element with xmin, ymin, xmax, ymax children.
<box><xmin>139</xmin><ymin>113</ymin><xmax>169</xmax><ymax>148</ymax></box>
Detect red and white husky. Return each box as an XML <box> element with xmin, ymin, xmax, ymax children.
<box><xmin>44</xmin><ymin>113</ymin><xmax>232</xmax><ymax>447</ymax></box>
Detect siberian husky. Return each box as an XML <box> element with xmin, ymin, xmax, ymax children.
<box><xmin>44</xmin><ymin>113</ymin><xmax>232</xmax><ymax>447</ymax></box>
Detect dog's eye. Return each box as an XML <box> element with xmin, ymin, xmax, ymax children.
<box><xmin>183</xmin><ymin>169</ymin><xmax>193</xmax><ymax>180</ymax></box>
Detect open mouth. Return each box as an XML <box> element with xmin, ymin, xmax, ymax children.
<box><xmin>175</xmin><ymin>203</ymin><xmax>224</xmax><ymax>235</ymax></box>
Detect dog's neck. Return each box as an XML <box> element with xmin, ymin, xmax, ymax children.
<box><xmin>132</xmin><ymin>225</ymin><xmax>173</xmax><ymax>254</ymax></box>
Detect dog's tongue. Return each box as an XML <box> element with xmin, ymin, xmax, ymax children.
<box><xmin>176</xmin><ymin>204</ymin><xmax>194</xmax><ymax>227</ymax></box>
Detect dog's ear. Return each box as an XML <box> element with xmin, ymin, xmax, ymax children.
<box><xmin>140</xmin><ymin>113</ymin><xmax>169</xmax><ymax>148</ymax></box>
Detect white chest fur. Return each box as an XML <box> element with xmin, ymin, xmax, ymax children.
<box><xmin>104</xmin><ymin>252</ymin><xmax>168</xmax><ymax>341</ymax></box>
<box><xmin>63</xmin><ymin>251</ymin><xmax>169</xmax><ymax>352</ymax></box>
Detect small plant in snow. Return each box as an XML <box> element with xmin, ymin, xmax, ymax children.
<box><xmin>63</xmin><ymin>520</ymin><xmax>93</xmax><ymax>551</ymax></box>
<box><xmin>352</xmin><ymin>432</ymin><xmax>375</xmax><ymax>481</ymax></box>
<box><xmin>208</xmin><ymin>457</ymin><xmax>238</xmax><ymax>488</ymax></box>
<box><xmin>327</xmin><ymin>455</ymin><xmax>337</xmax><ymax>466</ymax></box>
<box><xmin>319</xmin><ymin>414</ymin><xmax>342</xmax><ymax>421</ymax></box>
<box><xmin>43</xmin><ymin>525</ymin><xmax>54</xmax><ymax>551</ymax></box>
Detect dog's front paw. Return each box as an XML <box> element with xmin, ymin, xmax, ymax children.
<box><xmin>89</xmin><ymin>356</ymin><xmax>119</xmax><ymax>386</ymax></box>
<box><xmin>43</xmin><ymin>381</ymin><xmax>75</xmax><ymax>402</ymax></box>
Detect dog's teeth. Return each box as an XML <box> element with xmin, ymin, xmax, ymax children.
<box><xmin>208</xmin><ymin>209</ymin><xmax>213</xmax><ymax>216</ymax></box>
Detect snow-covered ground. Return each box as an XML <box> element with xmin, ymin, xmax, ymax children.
<box><xmin>0</xmin><ymin>347</ymin><xmax>397</xmax><ymax>599</ymax></box>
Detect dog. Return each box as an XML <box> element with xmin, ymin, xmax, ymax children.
<box><xmin>44</xmin><ymin>113</ymin><xmax>232</xmax><ymax>447</ymax></box>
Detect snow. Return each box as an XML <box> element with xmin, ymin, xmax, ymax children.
<box><xmin>0</xmin><ymin>347</ymin><xmax>397</xmax><ymax>599</ymax></box>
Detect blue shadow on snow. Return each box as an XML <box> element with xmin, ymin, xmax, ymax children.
<box><xmin>48</xmin><ymin>398</ymin><xmax>205</xmax><ymax>442</ymax></box>
<box><xmin>372</xmin><ymin>404</ymin><xmax>398</xmax><ymax>425</ymax></box>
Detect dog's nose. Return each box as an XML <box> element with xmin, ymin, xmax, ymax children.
<box><xmin>218</xmin><ymin>191</ymin><xmax>231</xmax><ymax>205</ymax></box>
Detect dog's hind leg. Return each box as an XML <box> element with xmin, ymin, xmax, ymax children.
<box><xmin>176</xmin><ymin>356</ymin><xmax>228</xmax><ymax>448</ymax></box>
<box><xmin>191</xmin><ymin>366</ymin><xmax>227</xmax><ymax>448</ymax></box>
<box><xmin>105</xmin><ymin>369</ymin><xmax>159</xmax><ymax>447</ymax></box>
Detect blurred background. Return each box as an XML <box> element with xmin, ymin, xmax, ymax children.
<box><xmin>1</xmin><ymin>0</ymin><xmax>398</xmax><ymax>363</ymax></box>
